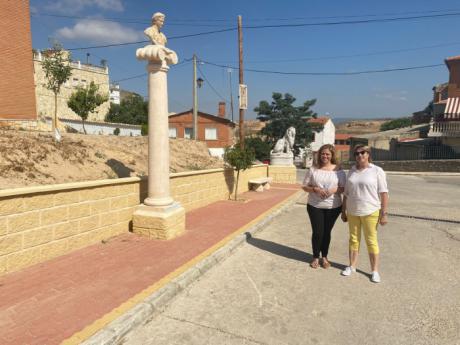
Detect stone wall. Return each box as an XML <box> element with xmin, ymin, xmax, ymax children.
<box><xmin>341</xmin><ymin>159</ymin><xmax>460</xmax><ymax>172</ymax></box>
<box><xmin>268</xmin><ymin>165</ymin><xmax>297</xmax><ymax>184</ymax></box>
<box><xmin>0</xmin><ymin>165</ymin><xmax>269</xmax><ymax>276</ymax></box>
<box><xmin>34</xmin><ymin>57</ymin><xmax>110</xmax><ymax>123</ymax></box>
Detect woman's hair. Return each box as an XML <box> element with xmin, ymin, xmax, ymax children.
<box><xmin>316</xmin><ymin>144</ymin><xmax>337</xmax><ymax>167</ymax></box>
<box><xmin>353</xmin><ymin>144</ymin><xmax>372</xmax><ymax>163</ymax></box>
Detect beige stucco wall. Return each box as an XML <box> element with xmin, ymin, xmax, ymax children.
<box><xmin>268</xmin><ymin>165</ymin><xmax>297</xmax><ymax>184</ymax></box>
<box><xmin>34</xmin><ymin>57</ymin><xmax>110</xmax><ymax>123</ymax></box>
<box><xmin>442</xmin><ymin>137</ymin><xmax>460</xmax><ymax>153</ymax></box>
<box><xmin>0</xmin><ymin>165</ymin><xmax>274</xmax><ymax>276</ymax></box>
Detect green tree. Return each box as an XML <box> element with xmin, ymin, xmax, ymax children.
<box><xmin>67</xmin><ymin>82</ymin><xmax>108</xmax><ymax>134</ymax></box>
<box><xmin>255</xmin><ymin>92</ymin><xmax>316</xmax><ymax>147</ymax></box>
<box><xmin>380</xmin><ymin>117</ymin><xmax>412</xmax><ymax>131</ymax></box>
<box><xmin>41</xmin><ymin>44</ymin><xmax>72</xmax><ymax>135</ymax></box>
<box><xmin>224</xmin><ymin>145</ymin><xmax>255</xmax><ymax>201</ymax></box>
<box><xmin>105</xmin><ymin>94</ymin><xmax>148</xmax><ymax>125</ymax></box>
<box><xmin>244</xmin><ymin>137</ymin><xmax>271</xmax><ymax>162</ymax></box>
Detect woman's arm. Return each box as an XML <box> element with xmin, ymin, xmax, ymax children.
<box><xmin>379</xmin><ymin>192</ymin><xmax>389</xmax><ymax>225</ymax></box>
<box><xmin>341</xmin><ymin>196</ymin><xmax>348</xmax><ymax>222</ymax></box>
<box><xmin>302</xmin><ymin>185</ymin><xmax>320</xmax><ymax>193</ymax></box>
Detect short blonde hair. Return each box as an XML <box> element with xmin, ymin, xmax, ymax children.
<box><xmin>316</xmin><ymin>144</ymin><xmax>337</xmax><ymax>167</ymax></box>
<box><xmin>353</xmin><ymin>144</ymin><xmax>372</xmax><ymax>162</ymax></box>
<box><xmin>152</xmin><ymin>12</ymin><xmax>165</xmax><ymax>23</ymax></box>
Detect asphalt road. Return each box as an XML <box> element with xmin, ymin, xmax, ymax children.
<box><xmin>125</xmin><ymin>173</ymin><xmax>460</xmax><ymax>345</ymax></box>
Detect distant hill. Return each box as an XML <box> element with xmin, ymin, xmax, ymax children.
<box><xmin>334</xmin><ymin>119</ymin><xmax>388</xmax><ymax>135</ymax></box>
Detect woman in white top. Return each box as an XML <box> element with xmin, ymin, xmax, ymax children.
<box><xmin>341</xmin><ymin>144</ymin><xmax>389</xmax><ymax>283</ymax></box>
<box><xmin>302</xmin><ymin>144</ymin><xmax>346</xmax><ymax>269</ymax></box>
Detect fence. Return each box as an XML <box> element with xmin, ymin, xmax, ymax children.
<box><xmin>370</xmin><ymin>145</ymin><xmax>460</xmax><ymax>161</ymax></box>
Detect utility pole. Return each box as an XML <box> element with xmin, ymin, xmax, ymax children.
<box><xmin>228</xmin><ymin>69</ymin><xmax>234</xmax><ymax>123</ymax></box>
<box><xmin>192</xmin><ymin>54</ymin><xmax>198</xmax><ymax>140</ymax></box>
<box><xmin>238</xmin><ymin>15</ymin><xmax>245</xmax><ymax>148</ymax></box>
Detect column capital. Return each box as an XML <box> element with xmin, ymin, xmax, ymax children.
<box><xmin>136</xmin><ymin>44</ymin><xmax>178</xmax><ymax>67</ymax></box>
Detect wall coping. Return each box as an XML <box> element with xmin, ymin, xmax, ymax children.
<box><xmin>0</xmin><ymin>164</ymin><xmax>268</xmax><ymax>198</ymax></box>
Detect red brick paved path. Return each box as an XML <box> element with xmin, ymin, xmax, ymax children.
<box><xmin>0</xmin><ymin>185</ymin><xmax>299</xmax><ymax>345</ymax></box>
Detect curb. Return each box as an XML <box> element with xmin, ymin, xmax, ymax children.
<box><xmin>80</xmin><ymin>190</ymin><xmax>302</xmax><ymax>345</ymax></box>
<box><xmin>384</xmin><ymin>171</ymin><xmax>460</xmax><ymax>176</ymax></box>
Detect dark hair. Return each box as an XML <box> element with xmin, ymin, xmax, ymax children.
<box><xmin>353</xmin><ymin>144</ymin><xmax>372</xmax><ymax>163</ymax></box>
<box><xmin>316</xmin><ymin>144</ymin><xmax>337</xmax><ymax>167</ymax></box>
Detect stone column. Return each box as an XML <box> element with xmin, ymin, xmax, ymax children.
<box><xmin>132</xmin><ymin>45</ymin><xmax>185</xmax><ymax>240</ymax></box>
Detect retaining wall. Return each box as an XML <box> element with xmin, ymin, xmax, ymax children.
<box><xmin>0</xmin><ymin>164</ymin><xmax>294</xmax><ymax>276</ymax></box>
<box><xmin>341</xmin><ymin>159</ymin><xmax>460</xmax><ymax>172</ymax></box>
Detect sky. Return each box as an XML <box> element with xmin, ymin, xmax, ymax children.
<box><xmin>29</xmin><ymin>0</ymin><xmax>460</xmax><ymax>121</ymax></box>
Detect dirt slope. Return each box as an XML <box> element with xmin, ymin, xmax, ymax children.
<box><xmin>335</xmin><ymin>119</ymin><xmax>387</xmax><ymax>135</ymax></box>
<box><xmin>0</xmin><ymin>130</ymin><xmax>223</xmax><ymax>190</ymax></box>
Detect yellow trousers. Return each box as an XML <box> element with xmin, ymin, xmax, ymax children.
<box><xmin>348</xmin><ymin>210</ymin><xmax>380</xmax><ymax>254</ymax></box>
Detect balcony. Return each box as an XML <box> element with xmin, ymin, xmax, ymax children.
<box><xmin>428</xmin><ymin>120</ymin><xmax>460</xmax><ymax>137</ymax></box>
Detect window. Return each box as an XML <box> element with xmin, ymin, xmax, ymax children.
<box><xmin>184</xmin><ymin>127</ymin><xmax>193</xmax><ymax>139</ymax></box>
<box><xmin>81</xmin><ymin>79</ymin><xmax>87</xmax><ymax>86</ymax></box>
<box><xmin>72</xmin><ymin>78</ymin><xmax>79</xmax><ymax>87</ymax></box>
<box><xmin>205</xmin><ymin>127</ymin><xmax>217</xmax><ymax>140</ymax></box>
<box><xmin>169</xmin><ymin>127</ymin><xmax>177</xmax><ymax>138</ymax></box>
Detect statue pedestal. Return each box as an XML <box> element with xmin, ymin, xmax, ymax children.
<box><xmin>132</xmin><ymin>44</ymin><xmax>184</xmax><ymax>240</ymax></box>
<box><xmin>133</xmin><ymin>203</ymin><xmax>185</xmax><ymax>240</ymax></box>
<box><xmin>270</xmin><ymin>153</ymin><xmax>294</xmax><ymax>166</ymax></box>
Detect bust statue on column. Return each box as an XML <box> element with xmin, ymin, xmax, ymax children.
<box><xmin>136</xmin><ymin>12</ymin><xmax>178</xmax><ymax>66</ymax></box>
<box><xmin>132</xmin><ymin>12</ymin><xmax>185</xmax><ymax>240</ymax></box>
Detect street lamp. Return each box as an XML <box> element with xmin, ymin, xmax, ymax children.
<box><xmin>196</xmin><ymin>77</ymin><xmax>204</xmax><ymax>88</ymax></box>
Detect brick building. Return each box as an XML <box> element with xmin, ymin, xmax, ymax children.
<box><xmin>0</xmin><ymin>0</ymin><xmax>37</xmax><ymax>120</ymax></box>
<box><xmin>168</xmin><ymin>102</ymin><xmax>236</xmax><ymax>151</ymax></box>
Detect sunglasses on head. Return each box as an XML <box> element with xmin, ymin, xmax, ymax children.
<box><xmin>354</xmin><ymin>150</ymin><xmax>368</xmax><ymax>156</ymax></box>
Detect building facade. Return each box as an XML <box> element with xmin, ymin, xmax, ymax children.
<box><xmin>0</xmin><ymin>0</ymin><xmax>36</xmax><ymax>121</ymax></box>
<box><xmin>168</xmin><ymin>102</ymin><xmax>236</xmax><ymax>153</ymax></box>
<box><xmin>308</xmin><ymin>117</ymin><xmax>335</xmax><ymax>152</ymax></box>
<box><xmin>33</xmin><ymin>50</ymin><xmax>110</xmax><ymax>124</ymax></box>
<box><xmin>429</xmin><ymin>55</ymin><xmax>460</xmax><ymax>152</ymax></box>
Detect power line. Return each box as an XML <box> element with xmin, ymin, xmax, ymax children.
<box><xmin>32</xmin><ymin>8</ymin><xmax>460</xmax><ymax>24</ymax></box>
<box><xmin>31</xmin><ymin>13</ymin><xmax>232</xmax><ymax>27</ymax></box>
<box><xmin>110</xmin><ymin>58</ymin><xmax>192</xmax><ymax>84</ymax></box>
<box><xmin>66</xmin><ymin>28</ymin><xmax>236</xmax><ymax>51</ymax></box>
<box><xmin>200</xmin><ymin>59</ymin><xmax>445</xmax><ymax>76</ymax></box>
<box><xmin>214</xmin><ymin>41</ymin><xmax>460</xmax><ymax>64</ymax></box>
<box><xmin>55</xmin><ymin>11</ymin><xmax>460</xmax><ymax>51</ymax></box>
<box><xmin>196</xmin><ymin>63</ymin><xmax>229</xmax><ymax>102</ymax></box>
<box><xmin>243</xmin><ymin>12</ymin><xmax>460</xmax><ymax>29</ymax></box>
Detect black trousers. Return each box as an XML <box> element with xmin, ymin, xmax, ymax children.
<box><xmin>306</xmin><ymin>204</ymin><xmax>342</xmax><ymax>258</ymax></box>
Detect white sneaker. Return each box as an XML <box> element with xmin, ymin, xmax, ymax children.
<box><xmin>371</xmin><ymin>271</ymin><xmax>381</xmax><ymax>283</ymax></box>
<box><xmin>341</xmin><ymin>266</ymin><xmax>356</xmax><ymax>276</ymax></box>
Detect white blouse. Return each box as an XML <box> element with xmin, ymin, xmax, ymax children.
<box><xmin>303</xmin><ymin>167</ymin><xmax>346</xmax><ymax>209</ymax></box>
<box><xmin>344</xmin><ymin>163</ymin><xmax>389</xmax><ymax>216</ymax></box>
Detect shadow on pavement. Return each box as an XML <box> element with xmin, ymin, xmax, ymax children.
<box><xmin>245</xmin><ymin>232</ymin><xmax>347</xmax><ymax>272</ymax></box>
<box><xmin>245</xmin><ymin>232</ymin><xmax>311</xmax><ymax>262</ymax></box>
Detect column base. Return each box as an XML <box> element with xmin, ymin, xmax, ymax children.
<box><xmin>132</xmin><ymin>202</ymin><xmax>185</xmax><ymax>240</ymax></box>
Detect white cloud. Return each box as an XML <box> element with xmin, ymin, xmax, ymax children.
<box><xmin>56</xmin><ymin>19</ymin><xmax>144</xmax><ymax>44</ymax></box>
<box><xmin>46</xmin><ymin>0</ymin><xmax>124</xmax><ymax>13</ymax></box>
<box><xmin>375</xmin><ymin>91</ymin><xmax>408</xmax><ymax>102</ymax></box>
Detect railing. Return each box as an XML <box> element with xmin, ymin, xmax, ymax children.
<box><xmin>33</xmin><ymin>52</ymin><xmax>108</xmax><ymax>74</ymax></box>
<box><xmin>370</xmin><ymin>145</ymin><xmax>460</xmax><ymax>161</ymax></box>
<box><xmin>428</xmin><ymin>120</ymin><xmax>460</xmax><ymax>137</ymax></box>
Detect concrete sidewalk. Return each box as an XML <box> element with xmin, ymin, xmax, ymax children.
<box><xmin>0</xmin><ymin>184</ymin><xmax>301</xmax><ymax>345</ymax></box>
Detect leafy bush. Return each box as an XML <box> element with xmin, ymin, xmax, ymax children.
<box><xmin>244</xmin><ymin>137</ymin><xmax>271</xmax><ymax>161</ymax></box>
<box><xmin>113</xmin><ymin>128</ymin><xmax>120</xmax><ymax>136</ymax></box>
<box><xmin>380</xmin><ymin>117</ymin><xmax>412</xmax><ymax>131</ymax></box>
<box><xmin>224</xmin><ymin>145</ymin><xmax>255</xmax><ymax>200</ymax></box>
<box><xmin>141</xmin><ymin>123</ymin><xmax>148</xmax><ymax>136</ymax></box>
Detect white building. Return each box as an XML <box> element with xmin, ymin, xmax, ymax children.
<box><xmin>109</xmin><ymin>84</ymin><xmax>121</xmax><ymax>104</ymax></box>
<box><xmin>308</xmin><ymin>117</ymin><xmax>335</xmax><ymax>152</ymax></box>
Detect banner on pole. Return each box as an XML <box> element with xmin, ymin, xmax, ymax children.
<box><xmin>239</xmin><ymin>84</ymin><xmax>247</xmax><ymax>110</ymax></box>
